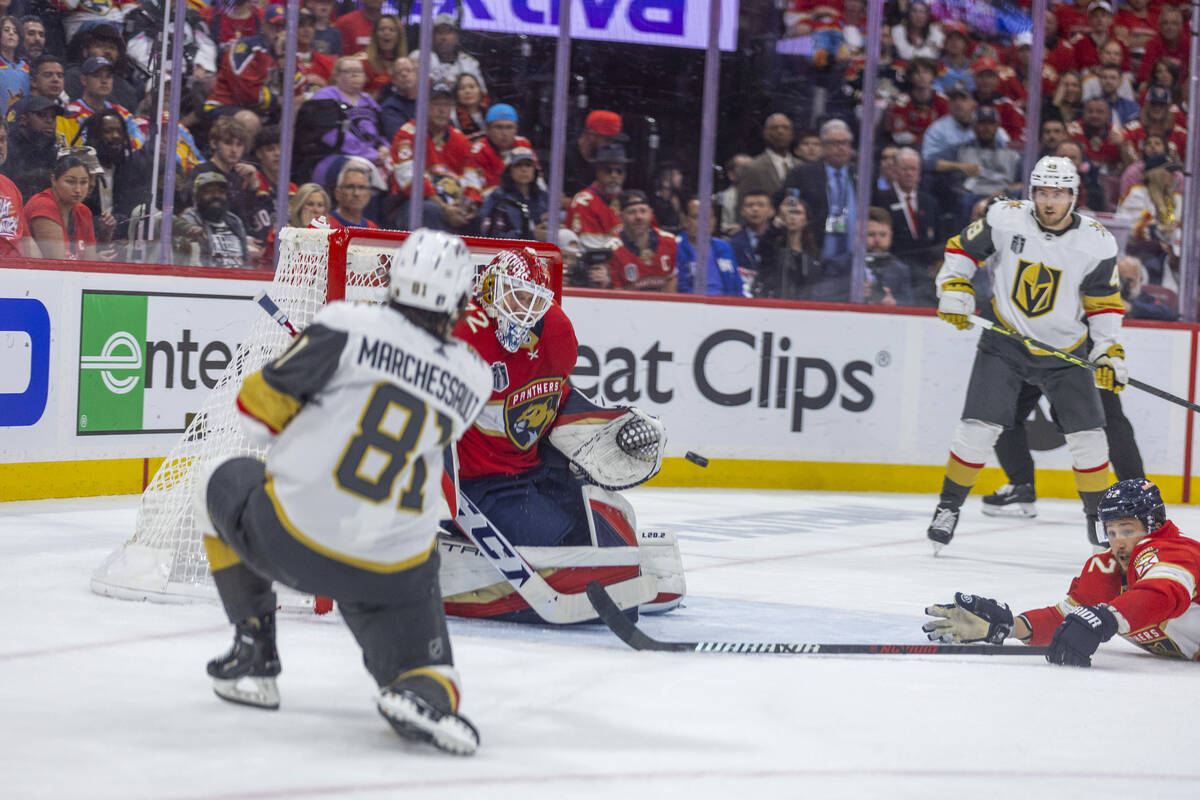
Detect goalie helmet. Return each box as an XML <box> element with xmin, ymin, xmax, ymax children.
<box><xmin>1028</xmin><ymin>155</ymin><xmax>1080</xmax><ymax>218</ymax></box>
<box><xmin>387</xmin><ymin>229</ymin><xmax>475</xmax><ymax>316</ymax></box>
<box><xmin>1097</xmin><ymin>479</ymin><xmax>1166</xmax><ymax>535</ymax></box>
<box><xmin>476</xmin><ymin>247</ymin><xmax>555</xmax><ymax>352</ymax></box>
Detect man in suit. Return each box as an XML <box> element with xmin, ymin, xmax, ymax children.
<box><xmin>782</xmin><ymin>118</ymin><xmax>856</xmax><ymax>259</ymax></box>
<box><xmin>871</xmin><ymin>147</ymin><xmax>942</xmax><ymax>278</ymax></box>
<box><xmin>737</xmin><ymin>113</ymin><xmax>796</xmax><ymax>205</ymax></box>
<box><xmin>727</xmin><ymin>190</ymin><xmax>775</xmax><ymax>290</ymax></box>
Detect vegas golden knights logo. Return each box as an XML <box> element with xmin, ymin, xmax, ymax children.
<box><xmin>1011</xmin><ymin>259</ymin><xmax>1062</xmax><ymax>317</ymax></box>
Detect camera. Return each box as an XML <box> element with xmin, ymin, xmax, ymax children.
<box><xmin>569</xmin><ymin>247</ymin><xmax>612</xmax><ymax>287</ymax></box>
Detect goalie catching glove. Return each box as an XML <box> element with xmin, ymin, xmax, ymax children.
<box><xmin>1090</xmin><ymin>343</ymin><xmax>1127</xmax><ymax>393</ymax></box>
<box><xmin>936</xmin><ymin>278</ymin><xmax>975</xmax><ymax>330</ymax></box>
<box><xmin>923</xmin><ymin>592</ymin><xmax>1014</xmax><ymax>644</ymax></box>
<box><xmin>548</xmin><ymin>404</ymin><xmax>666</xmax><ymax>491</ymax></box>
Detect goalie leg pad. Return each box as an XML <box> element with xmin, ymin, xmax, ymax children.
<box><xmin>637</xmin><ymin>528</ymin><xmax>686</xmax><ymax>614</ymax></box>
<box><xmin>582</xmin><ymin>484</ymin><xmax>639</xmax><ymax>547</ymax></box>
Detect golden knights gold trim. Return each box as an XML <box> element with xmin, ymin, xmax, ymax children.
<box><xmin>1011</xmin><ymin>259</ymin><xmax>1062</xmax><ymax>318</ymax></box>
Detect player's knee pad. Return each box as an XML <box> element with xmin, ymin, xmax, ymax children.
<box><xmin>951</xmin><ymin>418</ymin><xmax>1004</xmax><ymax>464</ymax></box>
<box><xmin>636</xmin><ymin>527</ymin><xmax>686</xmax><ymax>614</ymax></box>
<box><xmin>1064</xmin><ymin>428</ymin><xmax>1108</xmax><ymax>470</ymax></box>
<box><xmin>581</xmin><ymin>484</ymin><xmax>639</xmax><ymax>547</ymax></box>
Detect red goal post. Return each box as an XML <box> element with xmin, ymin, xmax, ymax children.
<box><xmin>90</xmin><ymin>226</ymin><xmax>563</xmax><ymax>610</ymax></box>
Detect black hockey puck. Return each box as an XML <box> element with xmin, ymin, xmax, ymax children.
<box><xmin>684</xmin><ymin>451</ymin><xmax>709</xmax><ymax>467</ymax></box>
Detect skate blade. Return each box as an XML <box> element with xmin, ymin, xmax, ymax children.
<box><xmin>212</xmin><ymin>676</ymin><xmax>280</xmax><ymax>710</ymax></box>
<box><xmin>930</xmin><ymin>540</ymin><xmax>945</xmax><ymax>556</ymax></box>
<box><xmin>980</xmin><ymin>503</ymin><xmax>1037</xmax><ymax>518</ymax></box>
<box><xmin>378</xmin><ymin>691</ymin><xmax>479</xmax><ymax>756</ymax></box>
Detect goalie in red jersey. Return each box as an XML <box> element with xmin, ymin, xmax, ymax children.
<box><xmin>440</xmin><ymin>247</ymin><xmax>685</xmax><ymax>621</ymax></box>
<box><xmin>924</xmin><ymin>479</ymin><xmax>1200</xmax><ymax>665</ymax></box>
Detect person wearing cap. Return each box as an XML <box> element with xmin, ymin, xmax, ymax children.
<box><xmin>334</xmin><ymin>0</ymin><xmax>382</xmax><ymax>55</ymax></box>
<box><xmin>409</xmin><ymin>12</ymin><xmax>488</xmax><ymax>97</ymax></box>
<box><xmin>0</xmin><ymin>121</ymin><xmax>30</xmax><ymax>257</ymax></box>
<box><xmin>28</xmin><ymin>54</ymin><xmax>83</xmax><ymax>147</ymax></box>
<box><xmin>205</xmin><ymin>6</ymin><xmax>293</xmax><ymax>143</ymax></box>
<box><xmin>566</xmin><ymin>141</ymin><xmax>630</xmax><ymax>251</ymax></box>
<box><xmin>464</xmin><ymin>103</ymin><xmax>535</xmax><ymax>200</ymax></box>
<box><xmin>174</xmin><ymin>170</ymin><xmax>250</xmax><ymax>268</ymax></box>
<box><xmin>1117</xmin><ymin>151</ymin><xmax>1183</xmax><ymax>287</ymax></box>
<box><xmin>3</xmin><ymin>95</ymin><xmax>61</xmax><ymax>201</ymax></box>
<box><xmin>1055</xmin><ymin>0</ymin><xmax>1093</xmax><ymax>40</ymax></box>
<box><xmin>66</xmin><ymin>56</ymin><xmax>146</xmax><ymax>150</ymax></box>
<box><xmin>1118</xmin><ymin>85</ymin><xmax>1187</xmax><ymax>167</ymax></box>
<box><xmin>23</xmin><ymin>153</ymin><xmax>100</xmax><ymax>260</ymax></box>
<box><xmin>1136</xmin><ymin>5</ymin><xmax>1187</xmax><ymax>89</ymax></box>
<box><xmin>971</xmin><ymin>56</ymin><xmax>1025</xmax><ymax>144</ymax></box>
<box><xmin>378</xmin><ymin>56</ymin><xmax>418</xmax><ymax>140</ymax></box>
<box><xmin>957</xmin><ymin>105</ymin><xmax>1022</xmax><ymax>215</ymax></box>
<box><xmin>885</xmin><ymin>57</ymin><xmax>949</xmax><ymax>148</ymax></box>
<box><xmin>388</xmin><ymin>79</ymin><xmax>478</xmax><ymax>231</ymax></box>
<box><xmin>1118</xmin><ymin>133</ymin><xmax>1181</xmax><ymax>200</ymax></box>
<box><xmin>1067</xmin><ymin>1</ymin><xmax>1122</xmax><ymax>73</ymax></box>
<box><xmin>675</xmin><ymin>196</ymin><xmax>742</xmax><ymax>297</ymax></box>
<box><xmin>605</xmin><ymin>189</ymin><xmax>676</xmax><ymax>292</ymax></box>
<box><xmin>564</xmin><ymin>109</ymin><xmax>626</xmax><ymax>199</ymax></box>
<box><xmin>737</xmin><ymin>113</ymin><xmax>796</xmax><ymax>206</ymax></box>
<box><xmin>478</xmin><ymin>146</ymin><xmax>548</xmax><ymax>242</ymax></box>
<box><xmin>81</xmin><ymin>106</ymin><xmax>149</xmax><ymax>250</ymax></box>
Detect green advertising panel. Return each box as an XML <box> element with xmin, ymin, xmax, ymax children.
<box><xmin>78</xmin><ymin>292</ymin><xmax>148</xmax><ymax>434</ymax></box>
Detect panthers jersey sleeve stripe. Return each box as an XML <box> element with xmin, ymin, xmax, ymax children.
<box><xmin>237</xmin><ymin>372</ymin><xmax>302</xmax><ymax>434</ymax></box>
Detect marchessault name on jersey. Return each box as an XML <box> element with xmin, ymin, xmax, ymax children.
<box><xmin>357</xmin><ymin>336</ymin><xmax>484</xmax><ymax>424</ymax></box>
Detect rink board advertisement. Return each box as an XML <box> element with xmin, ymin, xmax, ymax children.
<box><xmin>0</xmin><ymin>266</ymin><xmax>270</xmax><ymax>470</ymax></box>
<box><xmin>3</xmin><ymin>263</ymin><xmax>1199</xmax><ymax>501</ymax></box>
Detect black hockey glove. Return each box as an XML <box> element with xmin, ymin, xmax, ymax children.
<box><xmin>923</xmin><ymin>592</ymin><xmax>1013</xmax><ymax>644</ymax></box>
<box><xmin>1046</xmin><ymin>604</ymin><xmax>1119</xmax><ymax>667</ymax></box>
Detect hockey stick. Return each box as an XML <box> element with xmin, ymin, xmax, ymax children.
<box><xmin>252</xmin><ymin>292</ymin><xmax>655</xmax><ymax>624</ymax></box>
<box><xmin>967</xmin><ymin>315</ymin><xmax>1200</xmax><ymax>414</ymax></box>
<box><xmin>585</xmin><ymin>583</ymin><xmax>1050</xmax><ymax>656</ymax></box>
<box><xmin>449</xmin><ymin>493</ymin><xmax>656</xmax><ymax>624</ymax></box>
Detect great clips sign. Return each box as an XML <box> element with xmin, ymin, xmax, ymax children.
<box><xmin>412</xmin><ymin>0</ymin><xmax>740</xmax><ymax>51</ymax></box>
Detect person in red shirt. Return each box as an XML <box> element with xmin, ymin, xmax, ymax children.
<box><xmin>1055</xmin><ymin>0</ymin><xmax>1092</xmax><ymax>40</ymax></box>
<box><xmin>334</xmin><ymin>0</ymin><xmax>381</xmax><ymax>55</ymax></box>
<box><xmin>295</xmin><ymin>8</ymin><xmax>335</xmax><ymax>94</ymax></box>
<box><xmin>206</xmin><ymin>0</ymin><xmax>264</xmax><ymax>47</ymax></box>
<box><xmin>1112</xmin><ymin>0</ymin><xmax>1158</xmax><ymax>57</ymax></box>
<box><xmin>357</xmin><ymin>14</ymin><xmax>401</xmax><ymax>95</ymax></box>
<box><xmin>205</xmin><ymin>6</ymin><xmax>291</xmax><ymax>142</ymax></box>
<box><xmin>1068</xmin><ymin>96</ymin><xmax>1122</xmax><ymax>173</ymax></box>
<box><xmin>566</xmin><ymin>142</ymin><xmax>629</xmax><ymax>252</ymax></box>
<box><xmin>1068</xmin><ymin>1</ymin><xmax>1129</xmax><ymax>73</ymax></box>
<box><xmin>0</xmin><ymin>123</ymin><xmax>29</xmax><ymax>257</ymax></box>
<box><xmin>23</xmin><ymin>153</ymin><xmax>99</xmax><ymax>260</ymax></box>
<box><xmin>606</xmin><ymin>190</ymin><xmax>677</xmax><ymax>292</ymax></box>
<box><xmin>463</xmin><ymin>103</ymin><xmax>534</xmax><ymax>200</ymax></box>
<box><xmin>971</xmin><ymin>57</ymin><xmax>1026</xmax><ymax>143</ymax></box>
<box><xmin>1119</xmin><ymin>86</ymin><xmax>1187</xmax><ymax>165</ymax></box>
<box><xmin>884</xmin><ymin>57</ymin><xmax>949</xmax><ymax>148</ymax></box>
<box><xmin>924</xmin><ymin>479</ymin><xmax>1200</xmax><ymax>665</ymax></box>
<box><xmin>1137</xmin><ymin>5</ymin><xmax>1188</xmax><ymax>88</ymax></box>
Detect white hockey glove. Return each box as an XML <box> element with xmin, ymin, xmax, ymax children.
<box><xmin>936</xmin><ymin>278</ymin><xmax>975</xmax><ymax>330</ymax></box>
<box><xmin>549</xmin><ymin>407</ymin><xmax>666</xmax><ymax>491</ymax></box>
<box><xmin>923</xmin><ymin>592</ymin><xmax>1014</xmax><ymax>644</ymax></box>
<box><xmin>1090</xmin><ymin>343</ymin><xmax>1127</xmax><ymax>393</ymax></box>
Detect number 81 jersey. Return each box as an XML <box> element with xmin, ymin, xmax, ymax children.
<box><xmin>940</xmin><ymin>199</ymin><xmax>1122</xmax><ymax>352</ymax></box>
<box><xmin>237</xmin><ymin>302</ymin><xmax>492</xmax><ymax>571</ymax></box>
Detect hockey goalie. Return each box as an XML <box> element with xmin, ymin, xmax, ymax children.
<box><xmin>438</xmin><ymin>247</ymin><xmax>685</xmax><ymax>622</ymax></box>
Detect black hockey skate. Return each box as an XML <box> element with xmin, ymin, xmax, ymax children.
<box><xmin>377</xmin><ymin>687</ymin><xmax>480</xmax><ymax>756</ymax></box>
<box><xmin>927</xmin><ymin>505</ymin><xmax>960</xmax><ymax>554</ymax></box>
<box><xmin>207</xmin><ymin>613</ymin><xmax>281</xmax><ymax>710</ymax></box>
<box><xmin>980</xmin><ymin>483</ymin><xmax>1037</xmax><ymax>518</ymax></box>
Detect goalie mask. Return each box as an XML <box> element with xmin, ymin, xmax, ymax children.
<box><xmin>1028</xmin><ymin>155</ymin><xmax>1080</xmax><ymax>225</ymax></box>
<box><xmin>476</xmin><ymin>248</ymin><xmax>555</xmax><ymax>352</ymax></box>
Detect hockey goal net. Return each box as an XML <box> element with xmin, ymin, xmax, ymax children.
<box><xmin>91</xmin><ymin>225</ymin><xmax>563</xmax><ymax>610</ymax></box>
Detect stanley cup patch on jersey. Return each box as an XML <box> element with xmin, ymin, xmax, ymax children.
<box><xmin>491</xmin><ymin>362</ymin><xmax>510</xmax><ymax>392</ymax></box>
<box><xmin>1011</xmin><ymin>259</ymin><xmax>1062</xmax><ymax>318</ymax></box>
<box><xmin>505</xmin><ymin>378</ymin><xmax>563</xmax><ymax>451</ymax></box>
<box><xmin>1011</xmin><ymin>234</ymin><xmax>1025</xmax><ymax>254</ymax></box>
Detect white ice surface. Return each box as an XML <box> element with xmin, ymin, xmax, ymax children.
<box><xmin>2</xmin><ymin>489</ymin><xmax>1199</xmax><ymax>800</ymax></box>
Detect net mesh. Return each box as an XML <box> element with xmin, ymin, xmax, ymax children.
<box><xmin>90</xmin><ymin>227</ymin><xmax>561</xmax><ymax>610</ymax></box>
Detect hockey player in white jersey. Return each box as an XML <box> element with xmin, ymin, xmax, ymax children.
<box><xmin>928</xmin><ymin>156</ymin><xmax>1125</xmax><ymax>552</ymax></box>
<box><xmin>195</xmin><ymin>229</ymin><xmax>493</xmax><ymax>755</ymax></box>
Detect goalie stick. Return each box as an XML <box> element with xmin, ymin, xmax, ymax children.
<box><xmin>967</xmin><ymin>315</ymin><xmax>1200</xmax><ymax>415</ymax></box>
<box><xmin>252</xmin><ymin>292</ymin><xmax>655</xmax><ymax>624</ymax></box>
<box><xmin>585</xmin><ymin>583</ymin><xmax>1050</xmax><ymax>656</ymax></box>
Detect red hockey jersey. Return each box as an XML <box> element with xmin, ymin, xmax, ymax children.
<box><xmin>463</xmin><ymin>134</ymin><xmax>534</xmax><ymax>199</ymax></box>
<box><xmin>567</xmin><ymin>184</ymin><xmax>622</xmax><ymax>250</ymax></box>
<box><xmin>452</xmin><ymin>300</ymin><xmax>579</xmax><ymax>479</ymax></box>
<box><xmin>607</xmin><ymin>229</ymin><xmax>677</xmax><ymax>290</ymax></box>
<box><xmin>1021</xmin><ymin>521</ymin><xmax>1200</xmax><ymax>660</ymax></box>
<box><xmin>886</xmin><ymin>91</ymin><xmax>950</xmax><ymax>147</ymax></box>
<box><xmin>389</xmin><ymin>122</ymin><xmax>478</xmax><ymax>202</ymax></box>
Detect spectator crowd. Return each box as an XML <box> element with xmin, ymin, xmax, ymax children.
<box><xmin>0</xmin><ymin>0</ymin><xmax>1189</xmax><ymax>320</ymax></box>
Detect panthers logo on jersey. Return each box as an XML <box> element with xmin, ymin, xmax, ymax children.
<box><xmin>1011</xmin><ymin>259</ymin><xmax>1062</xmax><ymax>318</ymax></box>
<box><xmin>504</xmin><ymin>378</ymin><xmax>562</xmax><ymax>451</ymax></box>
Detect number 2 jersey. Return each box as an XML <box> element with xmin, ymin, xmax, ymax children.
<box><xmin>1020</xmin><ymin>521</ymin><xmax>1200</xmax><ymax>660</ymax></box>
<box><xmin>237</xmin><ymin>301</ymin><xmax>492</xmax><ymax>570</ymax></box>
<box><xmin>451</xmin><ymin>299</ymin><xmax>579</xmax><ymax>480</ymax></box>
<box><xmin>938</xmin><ymin>199</ymin><xmax>1123</xmax><ymax>354</ymax></box>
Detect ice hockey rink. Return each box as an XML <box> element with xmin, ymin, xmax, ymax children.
<box><xmin>3</xmin><ymin>487</ymin><xmax>1198</xmax><ymax>800</ymax></box>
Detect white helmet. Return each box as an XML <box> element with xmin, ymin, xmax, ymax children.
<box><xmin>1029</xmin><ymin>155</ymin><xmax>1080</xmax><ymax>216</ymax></box>
<box><xmin>476</xmin><ymin>247</ymin><xmax>555</xmax><ymax>352</ymax></box>
<box><xmin>387</xmin><ymin>229</ymin><xmax>475</xmax><ymax>315</ymax></box>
